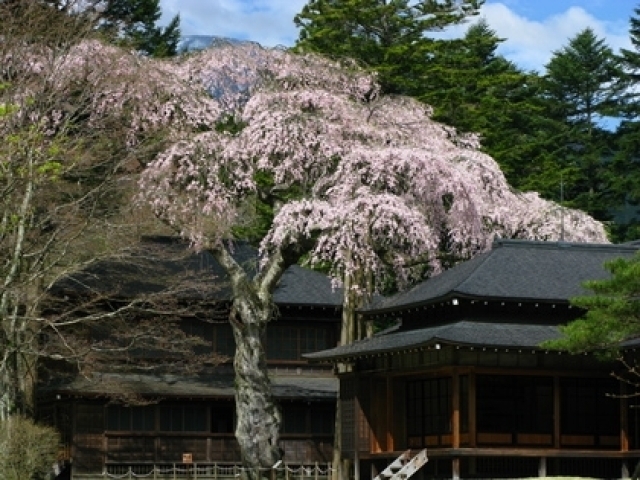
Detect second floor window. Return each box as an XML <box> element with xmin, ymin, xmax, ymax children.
<box><xmin>107</xmin><ymin>406</ymin><xmax>155</xmax><ymax>432</ymax></box>
<box><xmin>160</xmin><ymin>405</ymin><xmax>208</xmax><ymax>432</ymax></box>
<box><xmin>266</xmin><ymin>325</ymin><xmax>333</xmax><ymax>361</ymax></box>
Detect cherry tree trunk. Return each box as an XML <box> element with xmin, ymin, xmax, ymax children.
<box><xmin>230</xmin><ymin>297</ymin><xmax>281</xmax><ymax>480</ymax></box>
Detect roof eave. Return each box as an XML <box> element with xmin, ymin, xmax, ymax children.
<box><xmin>364</xmin><ymin>293</ymin><xmax>573</xmax><ymax>317</ymax></box>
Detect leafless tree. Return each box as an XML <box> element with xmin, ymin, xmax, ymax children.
<box><xmin>0</xmin><ymin>1</ymin><xmax>221</xmax><ymax>419</ymax></box>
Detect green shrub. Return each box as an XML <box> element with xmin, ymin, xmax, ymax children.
<box><xmin>0</xmin><ymin>415</ymin><xmax>60</xmax><ymax>480</ymax></box>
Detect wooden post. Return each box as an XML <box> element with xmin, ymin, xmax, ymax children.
<box><xmin>452</xmin><ymin>369</ymin><xmax>460</xmax><ymax>449</ymax></box>
<box><xmin>538</xmin><ymin>457</ymin><xmax>547</xmax><ymax>478</ymax></box>
<box><xmin>553</xmin><ymin>376</ymin><xmax>561</xmax><ymax>449</ymax></box>
<box><xmin>370</xmin><ymin>462</ymin><xmax>378</xmax><ymax>480</ymax></box>
<box><xmin>469</xmin><ymin>373</ymin><xmax>476</xmax><ymax>448</ymax></box>
<box><xmin>354</xmin><ymin>375</ymin><xmax>361</xmax><ymax>480</ymax></box>
<box><xmin>622</xmin><ymin>460</ymin><xmax>630</xmax><ymax>479</ymax></box>
<box><xmin>452</xmin><ymin>457</ymin><xmax>460</xmax><ymax>480</ymax></box>
<box><xmin>468</xmin><ymin>457</ymin><xmax>476</xmax><ymax>477</ymax></box>
<box><xmin>622</xmin><ymin>381</ymin><xmax>630</xmax><ymax>452</ymax></box>
<box><xmin>386</xmin><ymin>374</ymin><xmax>394</xmax><ymax>452</ymax></box>
<box><xmin>354</xmin><ymin>449</ymin><xmax>360</xmax><ymax>480</ymax></box>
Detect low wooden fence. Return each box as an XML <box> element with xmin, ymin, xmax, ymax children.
<box><xmin>73</xmin><ymin>462</ymin><xmax>334</xmax><ymax>480</ymax></box>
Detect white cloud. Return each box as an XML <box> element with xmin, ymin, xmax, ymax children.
<box><xmin>480</xmin><ymin>3</ymin><xmax>631</xmax><ymax>71</ymax></box>
<box><xmin>159</xmin><ymin>0</ymin><xmax>633</xmax><ymax>73</ymax></box>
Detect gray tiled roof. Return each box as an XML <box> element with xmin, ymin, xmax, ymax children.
<box><xmin>47</xmin><ymin>370</ymin><xmax>337</xmax><ymax>400</ymax></box>
<box><xmin>274</xmin><ymin>265</ymin><xmax>343</xmax><ymax>306</ymax></box>
<box><xmin>370</xmin><ymin>239</ymin><xmax>639</xmax><ymax>312</ymax></box>
<box><xmin>305</xmin><ymin>319</ymin><xmax>563</xmax><ymax>361</ymax></box>
<box><xmin>53</xmin><ymin>236</ymin><xmax>342</xmax><ymax>307</ymax></box>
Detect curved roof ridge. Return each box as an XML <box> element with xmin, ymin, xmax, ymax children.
<box><xmin>305</xmin><ymin>318</ymin><xmax>563</xmax><ymax>362</ymax></box>
<box><xmin>366</xmin><ymin>248</ymin><xmax>494</xmax><ymax>312</ymax></box>
<box><xmin>365</xmin><ymin>239</ymin><xmax>640</xmax><ymax>313</ymax></box>
<box><xmin>493</xmin><ymin>237</ymin><xmax>634</xmax><ymax>253</ymax></box>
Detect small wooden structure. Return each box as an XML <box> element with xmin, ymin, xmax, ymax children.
<box><xmin>306</xmin><ymin>240</ymin><xmax>640</xmax><ymax>479</ymax></box>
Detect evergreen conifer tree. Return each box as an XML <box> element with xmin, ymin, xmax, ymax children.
<box><xmin>98</xmin><ymin>0</ymin><xmax>180</xmax><ymax>57</ymax></box>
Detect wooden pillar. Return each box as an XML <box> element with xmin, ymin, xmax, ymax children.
<box><xmin>354</xmin><ymin>449</ymin><xmax>360</xmax><ymax>480</ymax></box>
<box><xmin>622</xmin><ymin>460</ymin><xmax>630</xmax><ymax>479</ymax></box>
<box><xmin>155</xmin><ymin>403</ymin><xmax>160</xmax><ymax>464</ymax></box>
<box><xmin>469</xmin><ymin>373</ymin><xmax>476</xmax><ymax>448</ymax></box>
<box><xmin>370</xmin><ymin>377</ymin><xmax>381</xmax><ymax>453</ymax></box>
<box><xmin>71</xmin><ymin>400</ymin><xmax>78</xmax><ymax>469</ymax></box>
<box><xmin>452</xmin><ymin>369</ymin><xmax>461</xmax><ymax>480</ymax></box>
<box><xmin>370</xmin><ymin>462</ymin><xmax>378</xmax><ymax>480</ymax></box>
<box><xmin>538</xmin><ymin>457</ymin><xmax>547</xmax><ymax>478</ymax></box>
<box><xmin>206</xmin><ymin>405</ymin><xmax>212</xmax><ymax>462</ymax></box>
<box><xmin>452</xmin><ymin>369</ymin><xmax>460</xmax><ymax>449</ymax></box>
<box><xmin>452</xmin><ymin>457</ymin><xmax>460</xmax><ymax>480</ymax></box>
<box><xmin>386</xmin><ymin>375</ymin><xmax>394</xmax><ymax>452</ymax></box>
<box><xmin>354</xmin><ymin>376</ymin><xmax>361</xmax><ymax>480</ymax></box>
<box><xmin>622</xmin><ymin>381</ymin><xmax>630</xmax><ymax>452</ymax></box>
<box><xmin>468</xmin><ymin>458</ymin><xmax>476</xmax><ymax>477</ymax></box>
<box><xmin>553</xmin><ymin>376</ymin><xmax>560</xmax><ymax>449</ymax></box>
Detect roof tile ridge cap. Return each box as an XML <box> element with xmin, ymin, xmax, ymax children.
<box><xmin>552</xmin><ymin>241</ymin><xmax>636</xmax><ymax>252</ymax></box>
<box><xmin>496</xmin><ymin>238</ymin><xmax>631</xmax><ymax>252</ymax></box>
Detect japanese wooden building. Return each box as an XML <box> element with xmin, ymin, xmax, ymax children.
<box><xmin>38</xmin><ymin>237</ymin><xmax>342</xmax><ymax>479</ymax></box>
<box><xmin>306</xmin><ymin>239</ymin><xmax>640</xmax><ymax>480</ymax></box>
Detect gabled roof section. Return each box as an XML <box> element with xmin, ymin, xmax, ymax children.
<box><xmin>274</xmin><ymin>265</ymin><xmax>343</xmax><ymax>307</ymax></box>
<box><xmin>52</xmin><ymin>236</ymin><xmax>343</xmax><ymax>307</ymax></box>
<box><xmin>370</xmin><ymin>239</ymin><xmax>639</xmax><ymax>313</ymax></box>
<box><xmin>45</xmin><ymin>370</ymin><xmax>337</xmax><ymax>400</ymax></box>
<box><xmin>305</xmin><ymin>319</ymin><xmax>562</xmax><ymax>362</ymax></box>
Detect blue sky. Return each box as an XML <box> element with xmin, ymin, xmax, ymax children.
<box><xmin>159</xmin><ymin>0</ymin><xmax>638</xmax><ymax>71</ymax></box>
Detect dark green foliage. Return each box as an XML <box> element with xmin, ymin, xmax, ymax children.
<box><xmin>608</xmin><ymin>5</ymin><xmax>640</xmax><ymax>241</ymax></box>
<box><xmin>293</xmin><ymin>2</ymin><xmax>640</xmax><ymax>239</ymax></box>
<box><xmin>232</xmin><ymin>170</ymin><xmax>307</xmax><ymax>245</ymax></box>
<box><xmin>43</xmin><ymin>0</ymin><xmax>180</xmax><ymax>57</ymax></box>
<box><xmin>421</xmin><ymin>19</ymin><xmax>512</xmax><ymax>128</ymax></box>
<box><xmin>544</xmin><ymin>253</ymin><xmax>640</xmax><ymax>356</ymax></box>
<box><xmin>544</xmin><ymin>28</ymin><xmax>623</xmax><ymax>132</ymax></box>
<box><xmin>531</xmin><ymin>28</ymin><xmax>624</xmax><ymax>224</ymax></box>
<box><xmin>420</xmin><ymin>20</ymin><xmax>559</xmax><ymax>195</ymax></box>
<box><xmin>607</xmin><ymin>120</ymin><xmax>640</xmax><ymax>241</ymax></box>
<box><xmin>98</xmin><ymin>0</ymin><xmax>181</xmax><ymax>57</ymax></box>
<box><xmin>294</xmin><ymin>0</ymin><xmax>483</xmax><ymax>94</ymax></box>
<box><xmin>620</xmin><ymin>5</ymin><xmax>640</xmax><ymax>88</ymax></box>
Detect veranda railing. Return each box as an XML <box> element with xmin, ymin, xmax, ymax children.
<box><xmin>91</xmin><ymin>462</ymin><xmax>334</xmax><ymax>480</ymax></box>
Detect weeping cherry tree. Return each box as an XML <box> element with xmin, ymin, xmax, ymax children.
<box><xmin>138</xmin><ymin>42</ymin><xmax>608</xmax><ymax>477</ymax></box>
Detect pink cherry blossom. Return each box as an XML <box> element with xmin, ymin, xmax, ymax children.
<box><xmin>138</xmin><ymin>43</ymin><xmax>607</xmax><ymax>290</ymax></box>
<box><xmin>137</xmin><ymin>42</ymin><xmax>610</xmax><ymax>473</ymax></box>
